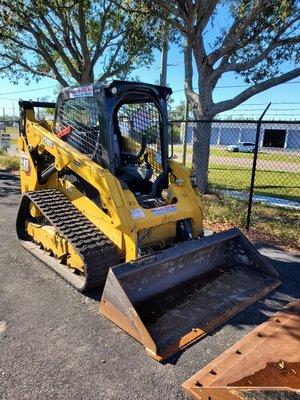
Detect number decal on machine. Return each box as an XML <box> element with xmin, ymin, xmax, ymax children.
<box><xmin>20</xmin><ymin>155</ymin><xmax>31</xmax><ymax>175</ymax></box>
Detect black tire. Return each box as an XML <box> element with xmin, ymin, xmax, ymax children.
<box><xmin>233</xmin><ymin>148</ymin><xmax>238</xmax><ymax>152</ymax></box>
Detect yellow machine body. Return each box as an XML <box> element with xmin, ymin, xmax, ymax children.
<box><xmin>17</xmin><ymin>81</ymin><xmax>280</xmax><ymax>362</ymax></box>
<box><xmin>18</xmin><ymin>108</ymin><xmax>203</xmax><ymax>262</ymax></box>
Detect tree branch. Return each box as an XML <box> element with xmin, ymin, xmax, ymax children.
<box><xmin>91</xmin><ymin>30</ymin><xmax>124</xmax><ymax>69</ymax></box>
<box><xmin>0</xmin><ymin>52</ymin><xmax>69</xmax><ymax>86</ymax></box>
<box><xmin>212</xmin><ymin>67</ymin><xmax>300</xmax><ymax>114</ymax></box>
<box><xmin>100</xmin><ymin>37</ymin><xmax>126</xmax><ymax>80</ymax></box>
<box><xmin>36</xmin><ymin>15</ymin><xmax>81</xmax><ymax>81</ymax></box>
<box><xmin>0</xmin><ymin>61</ymin><xmax>14</xmax><ymax>72</ymax></box>
<box><xmin>99</xmin><ymin>57</ymin><xmax>132</xmax><ymax>81</ymax></box>
<box><xmin>49</xmin><ymin>4</ymin><xmax>83</xmax><ymax>69</ymax></box>
<box><xmin>210</xmin><ymin>34</ymin><xmax>300</xmax><ymax>83</ymax></box>
<box><xmin>26</xmin><ymin>28</ymin><xmax>70</xmax><ymax>86</ymax></box>
<box><xmin>78</xmin><ymin>0</ymin><xmax>92</xmax><ymax>82</ymax></box>
<box><xmin>118</xmin><ymin>1</ymin><xmax>185</xmax><ymax>33</ymax></box>
<box><xmin>207</xmin><ymin>0</ymin><xmax>269</xmax><ymax>65</ymax></box>
<box><xmin>90</xmin><ymin>4</ymin><xmax>112</xmax><ymax>66</ymax></box>
<box><xmin>183</xmin><ymin>39</ymin><xmax>199</xmax><ymax>111</ymax></box>
<box><xmin>195</xmin><ymin>0</ymin><xmax>218</xmax><ymax>34</ymax></box>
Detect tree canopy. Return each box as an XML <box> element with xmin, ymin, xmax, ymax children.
<box><xmin>132</xmin><ymin>0</ymin><xmax>300</xmax><ymax>190</ymax></box>
<box><xmin>136</xmin><ymin>0</ymin><xmax>300</xmax><ymax>117</ymax></box>
<box><xmin>0</xmin><ymin>0</ymin><xmax>161</xmax><ymax>86</ymax></box>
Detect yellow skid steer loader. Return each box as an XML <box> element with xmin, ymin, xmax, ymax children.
<box><xmin>17</xmin><ymin>81</ymin><xmax>280</xmax><ymax>361</ymax></box>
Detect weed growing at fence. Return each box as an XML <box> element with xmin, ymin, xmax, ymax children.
<box><xmin>0</xmin><ymin>154</ymin><xmax>19</xmax><ymax>171</ymax></box>
<box><xmin>203</xmin><ymin>194</ymin><xmax>299</xmax><ymax>250</ymax></box>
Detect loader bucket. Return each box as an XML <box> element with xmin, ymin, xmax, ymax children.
<box><xmin>99</xmin><ymin>228</ymin><xmax>280</xmax><ymax>361</ymax></box>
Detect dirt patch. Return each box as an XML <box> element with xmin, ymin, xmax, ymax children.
<box><xmin>242</xmin><ymin>229</ymin><xmax>299</xmax><ymax>253</ymax></box>
<box><xmin>229</xmin><ymin>361</ymin><xmax>300</xmax><ymax>389</ymax></box>
<box><xmin>204</xmin><ymin>221</ymin><xmax>299</xmax><ymax>253</ymax></box>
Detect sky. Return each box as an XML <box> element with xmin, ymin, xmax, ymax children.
<box><xmin>0</xmin><ymin>4</ymin><xmax>299</xmax><ymax>120</ymax></box>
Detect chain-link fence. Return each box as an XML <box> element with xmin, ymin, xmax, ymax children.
<box><xmin>171</xmin><ymin>119</ymin><xmax>300</xmax><ymax>247</ymax></box>
<box><xmin>0</xmin><ymin>116</ymin><xmax>18</xmax><ymax>152</ymax></box>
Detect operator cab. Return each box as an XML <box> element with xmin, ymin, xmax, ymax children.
<box><xmin>113</xmin><ymin>91</ymin><xmax>164</xmax><ymax>195</ymax></box>
<box><xmin>54</xmin><ymin>80</ymin><xmax>172</xmax><ymax>204</ymax></box>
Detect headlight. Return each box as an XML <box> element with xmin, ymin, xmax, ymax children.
<box><xmin>111</xmin><ymin>87</ymin><xmax>117</xmax><ymax>95</ymax></box>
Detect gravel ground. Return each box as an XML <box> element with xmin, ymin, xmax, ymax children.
<box><xmin>0</xmin><ymin>171</ymin><xmax>299</xmax><ymax>400</ymax></box>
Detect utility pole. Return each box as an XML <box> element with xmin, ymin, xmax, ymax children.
<box><xmin>182</xmin><ymin>100</ymin><xmax>189</xmax><ymax>165</ymax></box>
<box><xmin>159</xmin><ymin>26</ymin><xmax>168</xmax><ymax>86</ymax></box>
<box><xmin>2</xmin><ymin>107</ymin><xmax>6</xmax><ymax>133</ymax></box>
<box><xmin>37</xmin><ymin>97</ymin><xmax>40</xmax><ymax>120</ymax></box>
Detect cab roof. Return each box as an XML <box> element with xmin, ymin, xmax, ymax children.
<box><xmin>61</xmin><ymin>80</ymin><xmax>172</xmax><ymax>101</ymax></box>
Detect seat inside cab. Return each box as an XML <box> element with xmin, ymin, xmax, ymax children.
<box><xmin>113</xmin><ymin>94</ymin><xmax>163</xmax><ymax>196</ymax></box>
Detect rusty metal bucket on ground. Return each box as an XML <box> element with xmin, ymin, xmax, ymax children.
<box><xmin>99</xmin><ymin>228</ymin><xmax>281</xmax><ymax>361</ymax></box>
<box><xmin>182</xmin><ymin>300</ymin><xmax>300</xmax><ymax>400</ymax></box>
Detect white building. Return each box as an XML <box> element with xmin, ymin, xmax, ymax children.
<box><xmin>181</xmin><ymin>122</ymin><xmax>300</xmax><ymax>150</ymax></box>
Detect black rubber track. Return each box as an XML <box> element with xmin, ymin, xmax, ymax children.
<box><xmin>16</xmin><ymin>189</ymin><xmax>119</xmax><ymax>292</ymax></box>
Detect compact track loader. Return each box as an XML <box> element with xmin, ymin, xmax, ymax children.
<box><xmin>17</xmin><ymin>81</ymin><xmax>280</xmax><ymax>360</ymax></box>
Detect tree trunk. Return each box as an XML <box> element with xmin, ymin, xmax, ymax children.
<box><xmin>192</xmin><ymin>115</ymin><xmax>212</xmax><ymax>193</ymax></box>
<box><xmin>80</xmin><ymin>68</ymin><xmax>94</xmax><ymax>85</ymax></box>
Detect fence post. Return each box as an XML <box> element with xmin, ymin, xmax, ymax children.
<box><xmin>159</xmin><ymin>25</ymin><xmax>168</xmax><ymax>86</ymax></box>
<box><xmin>182</xmin><ymin>100</ymin><xmax>189</xmax><ymax>165</ymax></box>
<box><xmin>2</xmin><ymin>107</ymin><xmax>6</xmax><ymax>133</ymax></box>
<box><xmin>246</xmin><ymin>102</ymin><xmax>271</xmax><ymax>230</ymax></box>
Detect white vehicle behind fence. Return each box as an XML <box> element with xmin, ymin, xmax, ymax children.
<box><xmin>226</xmin><ymin>142</ymin><xmax>256</xmax><ymax>153</ymax></box>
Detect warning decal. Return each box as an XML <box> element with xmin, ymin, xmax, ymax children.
<box><xmin>130</xmin><ymin>208</ymin><xmax>145</xmax><ymax>220</ymax></box>
<box><xmin>69</xmin><ymin>85</ymin><xmax>93</xmax><ymax>99</ymax></box>
<box><xmin>151</xmin><ymin>204</ymin><xmax>177</xmax><ymax>216</ymax></box>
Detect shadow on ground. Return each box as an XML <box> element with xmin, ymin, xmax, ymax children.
<box><xmin>0</xmin><ymin>171</ymin><xmax>20</xmax><ymax>198</ymax></box>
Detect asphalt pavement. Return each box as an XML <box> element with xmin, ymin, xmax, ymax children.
<box><xmin>0</xmin><ymin>171</ymin><xmax>299</xmax><ymax>400</ymax></box>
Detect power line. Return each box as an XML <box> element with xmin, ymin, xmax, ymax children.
<box><xmin>0</xmin><ymin>98</ymin><xmax>286</xmax><ymax>107</ymax></box>
<box><xmin>0</xmin><ymin>86</ymin><xmax>56</xmax><ymax>96</ymax></box>
<box><xmin>172</xmin><ymin>81</ymin><xmax>300</xmax><ymax>93</ymax></box>
<box><xmin>216</xmin><ymin>81</ymin><xmax>300</xmax><ymax>89</ymax></box>
<box><xmin>236</xmin><ymin>102</ymin><xmax>300</xmax><ymax>107</ymax></box>
<box><xmin>221</xmin><ymin>108</ymin><xmax>300</xmax><ymax>112</ymax></box>
<box><xmin>0</xmin><ymin>97</ymin><xmax>18</xmax><ymax>101</ymax></box>
<box><xmin>220</xmin><ymin>113</ymin><xmax>300</xmax><ymax>116</ymax></box>
<box><xmin>0</xmin><ymin>80</ymin><xmax>299</xmax><ymax>96</ymax></box>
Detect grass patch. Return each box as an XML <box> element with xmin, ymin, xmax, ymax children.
<box><xmin>173</xmin><ymin>144</ymin><xmax>300</xmax><ymax>164</ymax></box>
<box><xmin>209</xmin><ymin>165</ymin><xmax>300</xmax><ymax>201</ymax></box>
<box><xmin>210</xmin><ymin>148</ymin><xmax>300</xmax><ymax>164</ymax></box>
<box><xmin>173</xmin><ymin>145</ymin><xmax>300</xmax><ymax>201</ymax></box>
<box><xmin>5</xmin><ymin>126</ymin><xmax>19</xmax><ymax>135</ymax></box>
<box><xmin>0</xmin><ymin>151</ymin><xmax>19</xmax><ymax>171</ymax></box>
<box><xmin>203</xmin><ymin>194</ymin><xmax>299</xmax><ymax>250</ymax></box>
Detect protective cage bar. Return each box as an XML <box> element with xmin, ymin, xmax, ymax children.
<box><xmin>55</xmin><ymin>96</ymin><xmax>102</xmax><ymax>161</ymax></box>
<box><xmin>117</xmin><ymin>100</ymin><xmax>163</xmax><ymax>179</ymax></box>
